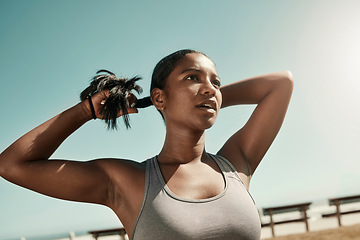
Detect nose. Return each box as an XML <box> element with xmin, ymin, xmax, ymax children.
<box><xmin>200</xmin><ymin>79</ymin><xmax>217</xmax><ymax>96</ymax></box>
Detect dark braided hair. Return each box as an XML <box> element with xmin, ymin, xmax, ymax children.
<box><xmin>80</xmin><ymin>49</ymin><xmax>206</xmax><ymax>129</ymax></box>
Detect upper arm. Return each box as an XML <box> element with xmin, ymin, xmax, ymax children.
<box><xmin>1</xmin><ymin>158</ymin><xmax>139</xmax><ymax>207</ymax></box>
<box><xmin>0</xmin><ymin>102</ymin><xmax>144</xmax><ymax>208</ymax></box>
<box><xmin>218</xmin><ymin>71</ymin><xmax>294</xmax><ymax>177</ymax></box>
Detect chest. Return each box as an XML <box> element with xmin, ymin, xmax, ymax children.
<box><xmin>159</xmin><ymin>157</ymin><xmax>227</xmax><ymax>200</ymax></box>
<box><xmin>133</xmin><ymin>175</ymin><xmax>261</xmax><ymax>240</ymax></box>
<box><xmin>164</xmin><ymin>166</ymin><xmax>225</xmax><ymax>200</ymax></box>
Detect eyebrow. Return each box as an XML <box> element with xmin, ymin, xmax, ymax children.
<box><xmin>181</xmin><ymin>68</ymin><xmax>201</xmax><ymax>74</ymax></box>
<box><xmin>181</xmin><ymin>68</ymin><xmax>220</xmax><ymax>79</ymax></box>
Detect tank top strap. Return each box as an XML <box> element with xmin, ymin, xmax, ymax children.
<box><xmin>209</xmin><ymin>153</ymin><xmax>256</xmax><ymax>204</ymax></box>
<box><xmin>131</xmin><ymin>156</ymin><xmax>162</xmax><ymax>239</ymax></box>
<box><xmin>208</xmin><ymin>153</ymin><xmax>244</xmax><ymax>184</ymax></box>
<box><xmin>145</xmin><ymin>156</ymin><xmax>165</xmax><ymax>198</ymax></box>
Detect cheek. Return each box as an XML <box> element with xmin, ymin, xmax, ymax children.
<box><xmin>164</xmin><ymin>89</ymin><xmax>189</xmax><ymax>111</ymax></box>
<box><xmin>168</xmin><ymin>86</ymin><xmax>197</xmax><ymax>101</ymax></box>
<box><xmin>217</xmin><ymin>92</ymin><xmax>223</xmax><ymax>109</ymax></box>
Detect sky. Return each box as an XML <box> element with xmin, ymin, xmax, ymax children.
<box><xmin>1</xmin><ymin>0</ymin><xmax>360</xmax><ymax>239</ymax></box>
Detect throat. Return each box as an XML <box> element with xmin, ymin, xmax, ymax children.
<box><xmin>159</xmin><ymin>135</ymin><xmax>206</xmax><ymax>165</ymax></box>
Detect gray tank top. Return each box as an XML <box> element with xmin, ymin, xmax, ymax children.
<box><xmin>131</xmin><ymin>154</ymin><xmax>261</xmax><ymax>240</ymax></box>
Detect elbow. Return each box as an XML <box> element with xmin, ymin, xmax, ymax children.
<box><xmin>0</xmin><ymin>153</ymin><xmax>9</xmax><ymax>178</ymax></box>
<box><xmin>0</xmin><ymin>151</ymin><xmax>17</xmax><ymax>179</ymax></box>
<box><xmin>0</xmin><ymin>151</ymin><xmax>5</xmax><ymax>176</ymax></box>
<box><xmin>276</xmin><ymin>70</ymin><xmax>294</xmax><ymax>92</ymax></box>
<box><xmin>0</xmin><ymin>156</ymin><xmax>7</xmax><ymax>178</ymax></box>
<box><xmin>282</xmin><ymin>70</ymin><xmax>294</xmax><ymax>86</ymax></box>
<box><xmin>0</xmin><ymin>156</ymin><xmax>22</xmax><ymax>182</ymax></box>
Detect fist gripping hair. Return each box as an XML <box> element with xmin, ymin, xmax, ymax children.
<box><xmin>80</xmin><ymin>70</ymin><xmax>143</xmax><ymax>130</ymax></box>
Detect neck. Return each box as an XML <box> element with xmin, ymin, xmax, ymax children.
<box><xmin>158</xmin><ymin>128</ymin><xmax>206</xmax><ymax>164</ymax></box>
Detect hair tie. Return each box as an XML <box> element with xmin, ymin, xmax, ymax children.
<box><xmin>87</xmin><ymin>96</ymin><xmax>97</xmax><ymax>120</ymax></box>
<box><xmin>135</xmin><ymin>96</ymin><xmax>153</xmax><ymax>108</ymax></box>
<box><xmin>80</xmin><ymin>69</ymin><xmax>144</xmax><ymax>130</ymax></box>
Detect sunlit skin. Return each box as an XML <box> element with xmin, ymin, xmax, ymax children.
<box><xmin>159</xmin><ymin>53</ymin><xmax>222</xmax><ymax>132</ymax></box>
<box><xmin>0</xmin><ymin>52</ymin><xmax>293</xmax><ymax>239</ymax></box>
<box><xmin>151</xmin><ymin>53</ymin><xmax>225</xmax><ymax>203</ymax></box>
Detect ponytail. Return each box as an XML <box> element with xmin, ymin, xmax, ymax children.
<box><xmin>136</xmin><ymin>96</ymin><xmax>153</xmax><ymax>108</ymax></box>
<box><xmin>80</xmin><ymin>70</ymin><xmax>152</xmax><ymax>130</ymax></box>
<box><xmin>80</xmin><ymin>50</ymin><xmax>203</xmax><ymax>129</ymax></box>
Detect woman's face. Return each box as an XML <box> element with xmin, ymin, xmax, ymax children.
<box><xmin>160</xmin><ymin>53</ymin><xmax>222</xmax><ymax>131</ymax></box>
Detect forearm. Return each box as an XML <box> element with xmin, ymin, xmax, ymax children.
<box><xmin>220</xmin><ymin>71</ymin><xmax>293</xmax><ymax>108</ymax></box>
<box><xmin>0</xmin><ymin>101</ymin><xmax>92</xmax><ymax>171</ymax></box>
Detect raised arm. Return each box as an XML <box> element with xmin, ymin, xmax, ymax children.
<box><xmin>0</xmin><ymin>91</ymin><xmax>139</xmax><ymax>206</ymax></box>
<box><xmin>217</xmin><ymin>71</ymin><xmax>294</xmax><ymax>185</ymax></box>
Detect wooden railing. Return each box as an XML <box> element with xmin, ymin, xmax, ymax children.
<box><xmin>88</xmin><ymin>228</ymin><xmax>127</xmax><ymax>240</ymax></box>
<box><xmin>261</xmin><ymin>202</ymin><xmax>312</xmax><ymax>237</ymax></box>
<box><xmin>322</xmin><ymin>194</ymin><xmax>360</xmax><ymax>226</ymax></box>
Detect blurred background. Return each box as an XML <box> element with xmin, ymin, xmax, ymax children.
<box><xmin>1</xmin><ymin>0</ymin><xmax>360</xmax><ymax>239</ymax></box>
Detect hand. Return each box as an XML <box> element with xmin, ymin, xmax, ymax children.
<box><xmin>84</xmin><ymin>90</ymin><xmax>138</xmax><ymax>120</ymax></box>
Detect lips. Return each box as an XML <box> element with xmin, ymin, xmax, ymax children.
<box><xmin>196</xmin><ymin>100</ymin><xmax>217</xmax><ymax>113</ymax></box>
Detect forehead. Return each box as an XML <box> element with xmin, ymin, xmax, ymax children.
<box><xmin>174</xmin><ymin>53</ymin><xmax>217</xmax><ymax>74</ymax></box>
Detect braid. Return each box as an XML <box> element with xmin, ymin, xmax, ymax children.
<box><xmin>80</xmin><ymin>70</ymin><xmax>144</xmax><ymax>130</ymax></box>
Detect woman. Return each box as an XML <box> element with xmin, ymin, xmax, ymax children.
<box><xmin>0</xmin><ymin>49</ymin><xmax>293</xmax><ymax>240</ymax></box>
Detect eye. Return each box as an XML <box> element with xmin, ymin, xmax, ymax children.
<box><xmin>212</xmin><ymin>79</ymin><xmax>221</xmax><ymax>88</ymax></box>
<box><xmin>185</xmin><ymin>75</ymin><xmax>199</xmax><ymax>81</ymax></box>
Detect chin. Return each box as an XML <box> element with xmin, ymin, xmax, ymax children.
<box><xmin>189</xmin><ymin>115</ymin><xmax>218</xmax><ymax>131</ymax></box>
<box><xmin>203</xmin><ymin>119</ymin><xmax>217</xmax><ymax>130</ymax></box>
<box><xmin>205</xmin><ymin>124</ymin><xmax>215</xmax><ymax>130</ymax></box>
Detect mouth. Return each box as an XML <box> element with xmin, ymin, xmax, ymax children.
<box><xmin>196</xmin><ymin>101</ymin><xmax>217</xmax><ymax>113</ymax></box>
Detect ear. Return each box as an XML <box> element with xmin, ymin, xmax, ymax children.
<box><xmin>150</xmin><ymin>88</ymin><xmax>166</xmax><ymax>111</ymax></box>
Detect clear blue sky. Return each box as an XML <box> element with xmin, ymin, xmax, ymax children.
<box><xmin>1</xmin><ymin>0</ymin><xmax>360</xmax><ymax>239</ymax></box>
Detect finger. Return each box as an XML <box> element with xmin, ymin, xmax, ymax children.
<box><xmin>92</xmin><ymin>90</ymin><xmax>109</xmax><ymax>105</ymax></box>
<box><xmin>116</xmin><ymin>108</ymin><xmax>138</xmax><ymax>118</ymax></box>
<box><xmin>127</xmin><ymin>108</ymin><xmax>138</xmax><ymax>114</ymax></box>
<box><xmin>127</xmin><ymin>92</ymin><xmax>138</xmax><ymax>108</ymax></box>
